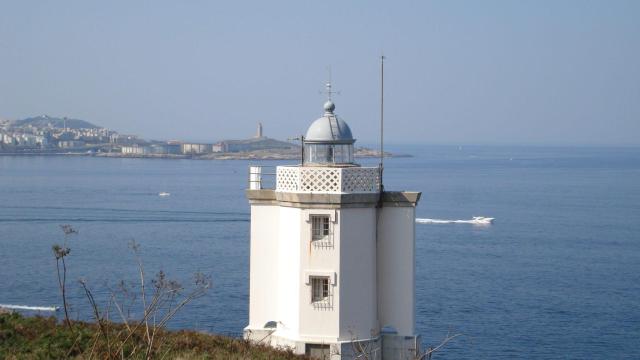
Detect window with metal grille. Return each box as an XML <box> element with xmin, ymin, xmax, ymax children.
<box><xmin>311</xmin><ymin>276</ymin><xmax>329</xmax><ymax>303</ymax></box>
<box><xmin>311</xmin><ymin>215</ymin><xmax>330</xmax><ymax>241</ymax></box>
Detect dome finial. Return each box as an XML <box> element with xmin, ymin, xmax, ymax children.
<box><xmin>321</xmin><ymin>78</ymin><xmax>339</xmax><ymax>114</ymax></box>
<box><xmin>324</xmin><ymin>100</ymin><xmax>335</xmax><ymax>113</ymax></box>
<box><xmin>323</xmin><ymin>81</ymin><xmax>337</xmax><ymax>114</ymax></box>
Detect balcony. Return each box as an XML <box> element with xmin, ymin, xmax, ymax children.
<box><xmin>280</xmin><ymin>166</ymin><xmax>382</xmax><ymax>194</ymax></box>
<box><xmin>249</xmin><ymin>165</ymin><xmax>381</xmax><ymax>194</ymax></box>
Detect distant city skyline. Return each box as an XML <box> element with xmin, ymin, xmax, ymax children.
<box><xmin>1</xmin><ymin>1</ymin><xmax>639</xmax><ymax>146</ymax></box>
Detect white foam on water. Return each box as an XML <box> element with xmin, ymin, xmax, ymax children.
<box><xmin>0</xmin><ymin>304</ymin><xmax>59</xmax><ymax>312</ymax></box>
<box><xmin>416</xmin><ymin>217</ymin><xmax>495</xmax><ymax>225</ymax></box>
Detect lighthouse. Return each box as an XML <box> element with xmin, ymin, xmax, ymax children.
<box><xmin>244</xmin><ymin>96</ymin><xmax>421</xmax><ymax>360</ymax></box>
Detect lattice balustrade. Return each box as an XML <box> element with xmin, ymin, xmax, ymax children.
<box><xmin>275</xmin><ymin>166</ymin><xmax>300</xmax><ymax>192</ymax></box>
<box><xmin>341</xmin><ymin>167</ymin><xmax>380</xmax><ymax>192</ymax></box>
<box><xmin>300</xmin><ymin>168</ymin><xmax>341</xmax><ymax>192</ymax></box>
<box><xmin>276</xmin><ymin>166</ymin><xmax>380</xmax><ymax>193</ymax></box>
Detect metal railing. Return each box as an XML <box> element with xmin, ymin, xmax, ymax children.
<box><xmin>248</xmin><ymin>166</ymin><xmax>276</xmax><ymax>190</ymax></box>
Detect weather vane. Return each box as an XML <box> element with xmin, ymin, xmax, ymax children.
<box><xmin>321</xmin><ymin>66</ymin><xmax>340</xmax><ymax>101</ymax></box>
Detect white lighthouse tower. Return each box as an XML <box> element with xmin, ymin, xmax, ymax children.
<box><xmin>244</xmin><ymin>96</ymin><xmax>421</xmax><ymax>359</ymax></box>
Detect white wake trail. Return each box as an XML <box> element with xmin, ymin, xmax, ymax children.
<box><xmin>0</xmin><ymin>304</ymin><xmax>59</xmax><ymax>312</ymax></box>
<box><xmin>416</xmin><ymin>216</ymin><xmax>495</xmax><ymax>225</ymax></box>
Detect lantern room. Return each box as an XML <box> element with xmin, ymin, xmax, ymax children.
<box><xmin>303</xmin><ymin>100</ymin><xmax>356</xmax><ymax>166</ymax></box>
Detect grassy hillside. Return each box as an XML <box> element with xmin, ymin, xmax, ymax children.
<box><xmin>0</xmin><ymin>313</ymin><xmax>308</xmax><ymax>360</ymax></box>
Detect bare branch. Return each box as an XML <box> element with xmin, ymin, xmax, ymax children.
<box><xmin>416</xmin><ymin>332</ymin><xmax>464</xmax><ymax>360</ymax></box>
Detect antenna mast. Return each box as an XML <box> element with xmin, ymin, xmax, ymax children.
<box><xmin>379</xmin><ymin>55</ymin><xmax>385</xmax><ymax>193</ymax></box>
<box><xmin>322</xmin><ymin>66</ymin><xmax>340</xmax><ymax>101</ymax></box>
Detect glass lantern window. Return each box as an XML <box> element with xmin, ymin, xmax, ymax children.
<box><xmin>304</xmin><ymin>143</ymin><xmax>353</xmax><ymax>165</ymax></box>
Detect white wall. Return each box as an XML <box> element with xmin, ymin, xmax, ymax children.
<box><xmin>339</xmin><ymin>207</ymin><xmax>378</xmax><ymax>341</ymax></box>
<box><xmin>276</xmin><ymin>206</ymin><xmax>303</xmax><ymax>337</ymax></box>
<box><xmin>247</xmin><ymin>195</ymin><xmax>418</xmax><ymax>357</ymax></box>
<box><xmin>247</xmin><ymin>204</ymin><xmax>280</xmax><ymax>330</ymax></box>
<box><xmin>298</xmin><ymin>208</ymin><xmax>340</xmax><ymax>340</ymax></box>
<box><xmin>377</xmin><ymin>206</ymin><xmax>416</xmax><ymax>336</ymax></box>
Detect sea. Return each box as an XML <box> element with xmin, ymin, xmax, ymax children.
<box><xmin>1</xmin><ymin>145</ymin><xmax>639</xmax><ymax>359</ymax></box>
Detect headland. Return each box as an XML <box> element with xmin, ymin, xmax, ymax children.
<box><xmin>0</xmin><ymin>116</ymin><xmax>408</xmax><ymax>160</ymax></box>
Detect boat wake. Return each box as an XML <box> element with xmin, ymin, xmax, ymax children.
<box><xmin>416</xmin><ymin>216</ymin><xmax>495</xmax><ymax>225</ymax></box>
<box><xmin>0</xmin><ymin>304</ymin><xmax>59</xmax><ymax>312</ymax></box>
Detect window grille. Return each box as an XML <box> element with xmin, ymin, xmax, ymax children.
<box><xmin>311</xmin><ymin>215</ymin><xmax>333</xmax><ymax>249</ymax></box>
<box><xmin>311</xmin><ymin>276</ymin><xmax>330</xmax><ymax>303</ymax></box>
<box><xmin>306</xmin><ymin>273</ymin><xmax>334</xmax><ymax>310</ymax></box>
<box><xmin>311</xmin><ymin>215</ymin><xmax>330</xmax><ymax>240</ymax></box>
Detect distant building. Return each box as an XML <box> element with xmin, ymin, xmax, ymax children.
<box><xmin>255</xmin><ymin>122</ymin><xmax>263</xmax><ymax>138</ymax></box>
<box><xmin>1</xmin><ymin>134</ymin><xmax>14</xmax><ymax>145</ymax></box>
<box><xmin>150</xmin><ymin>143</ymin><xmax>181</xmax><ymax>155</ymax></box>
<box><xmin>58</xmin><ymin>140</ymin><xmax>85</xmax><ymax>149</ymax></box>
<box><xmin>181</xmin><ymin>143</ymin><xmax>211</xmax><ymax>155</ymax></box>
<box><xmin>111</xmin><ymin>134</ymin><xmax>141</xmax><ymax>145</ymax></box>
<box><xmin>17</xmin><ymin>134</ymin><xmax>38</xmax><ymax>146</ymax></box>
<box><xmin>121</xmin><ymin>144</ymin><xmax>151</xmax><ymax>155</ymax></box>
<box><xmin>54</xmin><ymin>131</ymin><xmax>75</xmax><ymax>142</ymax></box>
<box><xmin>212</xmin><ymin>142</ymin><xmax>223</xmax><ymax>153</ymax></box>
<box><xmin>35</xmin><ymin>135</ymin><xmax>48</xmax><ymax>147</ymax></box>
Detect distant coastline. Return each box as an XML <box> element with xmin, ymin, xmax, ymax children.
<box><xmin>0</xmin><ymin>148</ymin><xmax>411</xmax><ymax>160</ymax></box>
<box><xmin>1</xmin><ymin>115</ymin><xmax>411</xmax><ymax>160</ymax></box>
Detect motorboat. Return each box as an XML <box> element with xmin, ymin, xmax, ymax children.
<box><xmin>158</xmin><ymin>192</ymin><xmax>171</xmax><ymax>197</ymax></box>
<box><xmin>470</xmin><ymin>216</ymin><xmax>494</xmax><ymax>224</ymax></box>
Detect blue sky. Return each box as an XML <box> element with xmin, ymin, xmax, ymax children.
<box><xmin>1</xmin><ymin>1</ymin><xmax>638</xmax><ymax>145</ymax></box>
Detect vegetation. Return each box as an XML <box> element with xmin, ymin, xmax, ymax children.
<box><xmin>30</xmin><ymin>226</ymin><xmax>308</xmax><ymax>359</ymax></box>
<box><xmin>0</xmin><ymin>312</ymin><xmax>308</xmax><ymax>359</ymax></box>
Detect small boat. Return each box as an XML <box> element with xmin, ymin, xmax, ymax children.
<box><xmin>470</xmin><ymin>216</ymin><xmax>494</xmax><ymax>225</ymax></box>
<box><xmin>158</xmin><ymin>192</ymin><xmax>170</xmax><ymax>197</ymax></box>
